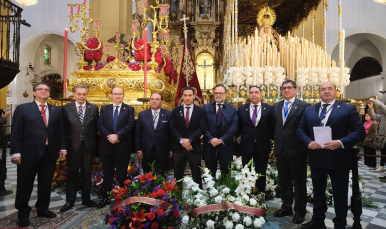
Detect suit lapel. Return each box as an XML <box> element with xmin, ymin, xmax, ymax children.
<box><xmin>245</xmin><ymin>104</ymin><xmax>254</xmax><ymax>127</ymax></box>
<box><xmin>83</xmin><ymin>102</ymin><xmax>91</xmax><ymax>125</ymax></box>
<box><xmin>70</xmin><ymin>102</ymin><xmax>82</xmax><ymax>126</ymax></box>
<box><xmin>47</xmin><ymin>104</ymin><xmax>54</xmax><ymax>127</ymax></box>
<box><xmin>180</xmin><ymin>106</ymin><xmax>187</xmax><ymax>128</ymax></box>
<box><xmin>259</xmin><ymin>103</ymin><xmax>266</xmax><ymax>125</ymax></box>
<box><xmin>30</xmin><ymin>102</ymin><xmax>47</xmax><ymax>128</ymax></box>
<box><xmin>155</xmin><ymin>108</ymin><xmax>164</xmax><ymax>131</ymax></box>
<box><xmin>284</xmin><ymin>99</ymin><xmax>300</xmax><ymax>127</ymax></box>
<box><xmin>314</xmin><ymin>102</ymin><xmax>322</xmax><ymax>126</ymax></box>
<box><xmin>326</xmin><ymin>101</ymin><xmax>341</xmax><ymax>126</ymax></box>
<box><xmin>188</xmin><ymin>105</ymin><xmax>198</xmax><ymax>128</ymax></box>
<box><xmin>147</xmin><ymin>109</ymin><xmax>155</xmax><ymax>131</ymax></box>
<box><xmin>116</xmin><ymin>103</ymin><xmax>126</xmax><ymax>127</ymax></box>
<box><xmin>108</xmin><ymin>104</ymin><xmax>114</xmax><ymax>127</ymax></box>
<box><xmin>212</xmin><ymin>102</ymin><xmax>217</xmax><ymax>127</ymax></box>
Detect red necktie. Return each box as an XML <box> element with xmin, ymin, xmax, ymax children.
<box><xmin>185</xmin><ymin>107</ymin><xmax>190</xmax><ymax>127</ymax></box>
<box><xmin>40</xmin><ymin>104</ymin><xmax>47</xmax><ymax>126</ymax></box>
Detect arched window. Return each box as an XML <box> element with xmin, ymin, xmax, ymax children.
<box><xmin>350</xmin><ymin>57</ymin><xmax>382</xmax><ymax>81</ymax></box>
<box><xmin>44</xmin><ymin>45</ymin><xmax>51</xmax><ymax>65</ymax></box>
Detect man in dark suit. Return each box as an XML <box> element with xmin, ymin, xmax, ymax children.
<box><xmin>272</xmin><ymin>80</ymin><xmax>309</xmax><ymax>224</ymax></box>
<box><xmin>97</xmin><ymin>87</ymin><xmax>135</xmax><ymax>208</ymax></box>
<box><xmin>60</xmin><ymin>85</ymin><xmax>99</xmax><ymax>212</ymax></box>
<box><xmin>237</xmin><ymin>85</ymin><xmax>273</xmax><ymax>194</ymax></box>
<box><xmin>203</xmin><ymin>84</ymin><xmax>238</xmax><ymax>176</ymax></box>
<box><xmin>170</xmin><ymin>87</ymin><xmax>205</xmax><ymax>188</ymax></box>
<box><xmin>136</xmin><ymin>93</ymin><xmax>172</xmax><ymax>175</ymax></box>
<box><xmin>10</xmin><ymin>82</ymin><xmax>66</xmax><ymax>227</ymax></box>
<box><xmin>297</xmin><ymin>82</ymin><xmax>365</xmax><ymax>229</ymax></box>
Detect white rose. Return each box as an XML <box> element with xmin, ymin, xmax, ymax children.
<box><xmin>210</xmin><ymin>188</ymin><xmax>219</xmax><ymax>196</ymax></box>
<box><xmin>182</xmin><ymin>215</ymin><xmax>189</xmax><ymax>224</ymax></box>
<box><xmin>206</xmin><ymin>219</ymin><xmax>215</xmax><ymax>228</ymax></box>
<box><xmin>243</xmin><ymin>216</ymin><xmax>252</xmax><ymax>226</ymax></box>
<box><xmin>235</xmin><ymin>224</ymin><xmax>244</xmax><ymax>229</ymax></box>
<box><xmin>232</xmin><ymin>212</ymin><xmax>240</xmax><ymax>222</ymax></box>
<box><xmin>242</xmin><ymin>194</ymin><xmax>250</xmax><ymax>201</ymax></box>
<box><xmin>227</xmin><ymin>196</ymin><xmax>236</xmax><ymax>202</ymax></box>
<box><xmin>249</xmin><ymin>198</ymin><xmax>257</xmax><ymax>206</ymax></box>
<box><xmin>224</xmin><ymin>221</ymin><xmax>234</xmax><ymax>229</ymax></box>
<box><xmin>222</xmin><ymin>187</ymin><xmax>230</xmax><ymax>194</ymax></box>
<box><xmin>214</xmin><ymin>196</ymin><xmax>223</xmax><ymax>203</ymax></box>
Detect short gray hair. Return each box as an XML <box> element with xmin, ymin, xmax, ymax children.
<box><xmin>213</xmin><ymin>83</ymin><xmax>227</xmax><ymax>93</ymax></box>
<box><xmin>73</xmin><ymin>85</ymin><xmax>88</xmax><ymax>92</ymax></box>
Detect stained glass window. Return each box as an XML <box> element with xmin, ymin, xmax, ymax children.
<box><xmin>44</xmin><ymin>45</ymin><xmax>51</xmax><ymax>65</ymax></box>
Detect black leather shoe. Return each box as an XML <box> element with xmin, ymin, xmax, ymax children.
<box><xmin>301</xmin><ymin>221</ymin><xmax>326</xmax><ymax>229</ymax></box>
<box><xmin>82</xmin><ymin>199</ymin><xmax>97</xmax><ymax>207</ymax></box>
<box><xmin>37</xmin><ymin>210</ymin><xmax>57</xmax><ymax>218</ymax></box>
<box><xmin>18</xmin><ymin>218</ymin><xmax>30</xmax><ymax>227</ymax></box>
<box><xmin>97</xmin><ymin>197</ymin><xmax>110</xmax><ymax>209</ymax></box>
<box><xmin>292</xmin><ymin>214</ymin><xmax>305</xmax><ymax>224</ymax></box>
<box><xmin>273</xmin><ymin>209</ymin><xmax>293</xmax><ymax>217</ymax></box>
<box><xmin>60</xmin><ymin>202</ymin><xmax>74</xmax><ymax>212</ymax></box>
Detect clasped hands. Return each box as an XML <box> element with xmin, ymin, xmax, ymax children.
<box><xmin>107</xmin><ymin>134</ymin><xmax>120</xmax><ymax>144</ymax></box>
<box><xmin>308</xmin><ymin>140</ymin><xmax>342</xmax><ymax>150</ymax></box>
<box><xmin>180</xmin><ymin>138</ymin><xmax>193</xmax><ymax>151</ymax></box>
<box><xmin>209</xmin><ymin>138</ymin><xmax>223</xmax><ymax>147</ymax></box>
<box><xmin>367</xmin><ymin>98</ymin><xmax>374</xmax><ymax>108</ymax></box>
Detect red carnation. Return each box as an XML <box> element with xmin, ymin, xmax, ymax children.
<box><xmin>124</xmin><ymin>179</ymin><xmax>131</xmax><ymax>185</ymax></box>
<box><xmin>133</xmin><ymin>39</ymin><xmax>151</xmax><ymax>61</ymax></box>
<box><xmin>83</xmin><ymin>65</ymin><xmax>91</xmax><ymax>70</ymax></box>
<box><xmin>151</xmin><ymin>222</ymin><xmax>159</xmax><ymax>229</ymax></box>
<box><xmin>151</xmin><ymin>192</ymin><xmax>158</xmax><ymax>198</ymax></box>
<box><xmin>106</xmin><ymin>56</ymin><xmax>116</xmax><ymax>63</ymax></box>
<box><xmin>62</xmin><ymin>176</ymin><xmax>67</xmax><ymax>180</ymax></box>
<box><xmin>156</xmin><ymin>189</ymin><xmax>165</xmax><ymax>197</ymax></box>
<box><xmin>148</xmin><ymin>212</ymin><xmax>156</xmax><ymax>221</ymax></box>
<box><xmin>173</xmin><ymin>211</ymin><xmax>180</xmax><ymax>218</ymax></box>
<box><xmin>156</xmin><ymin>209</ymin><xmax>164</xmax><ymax>216</ymax></box>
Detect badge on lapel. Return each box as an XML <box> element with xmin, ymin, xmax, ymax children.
<box><xmin>338</xmin><ymin>106</ymin><xmax>340</xmax><ymax>108</ymax></box>
<box><xmin>295</xmin><ymin>107</ymin><xmax>297</xmax><ymax>109</ymax></box>
<box><xmin>88</xmin><ymin>106</ymin><xmax>90</xmax><ymax>109</ymax></box>
<box><xmin>162</xmin><ymin>114</ymin><xmax>164</xmax><ymax>116</ymax></box>
<box><xmin>246</xmin><ymin>109</ymin><xmax>248</xmax><ymax>111</ymax></box>
<box><xmin>180</xmin><ymin>114</ymin><xmax>183</xmax><ymax>116</ymax></box>
<box><xmin>123</xmin><ymin>107</ymin><xmax>126</xmax><ymax>109</ymax></box>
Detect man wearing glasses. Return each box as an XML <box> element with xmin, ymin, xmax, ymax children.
<box><xmin>96</xmin><ymin>87</ymin><xmax>135</xmax><ymax>208</ymax></box>
<box><xmin>203</xmin><ymin>84</ymin><xmax>238</xmax><ymax>177</ymax></box>
<box><xmin>10</xmin><ymin>82</ymin><xmax>66</xmax><ymax>227</ymax></box>
<box><xmin>272</xmin><ymin>80</ymin><xmax>309</xmax><ymax>224</ymax></box>
<box><xmin>237</xmin><ymin>85</ymin><xmax>273</xmax><ymax>194</ymax></box>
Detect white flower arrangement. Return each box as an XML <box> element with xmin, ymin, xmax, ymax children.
<box><xmin>180</xmin><ymin>157</ymin><xmax>266</xmax><ymax>229</ymax></box>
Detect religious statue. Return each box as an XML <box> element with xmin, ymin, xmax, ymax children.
<box><xmin>200</xmin><ymin>0</ymin><xmax>211</xmax><ymax>15</ymax></box>
<box><xmin>135</xmin><ymin>0</ymin><xmax>144</xmax><ymax>16</ymax></box>
<box><xmin>257</xmin><ymin>6</ymin><xmax>279</xmax><ymax>45</ymax></box>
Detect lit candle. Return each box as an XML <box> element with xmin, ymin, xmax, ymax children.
<box><xmin>63</xmin><ymin>28</ymin><xmax>68</xmax><ymax>96</ymax></box>
<box><xmin>93</xmin><ymin>19</ymin><xmax>99</xmax><ymax>31</ymax></box>
<box><xmin>160</xmin><ymin>5</ymin><xmax>164</xmax><ymax>15</ymax></box>
<box><xmin>144</xmin><ymin>28</ymin><xmax>148</xmax><ymax>97</ymax></box>
<box><xmin>132</xmin><ymin>21</ymin><xmax>136</xmax><ymax>31</ymax></box>
<box><xmin>76</xmin><ymin>4</ymin><xmax>81</xmax><ymax>14</ymax></box>
<box><xmin>116</xmin><ymin>32</ymin><xmax>120</xmax><ymax>40</ymax></box>
<box><xmin>176</xmin><ymin>36</ymin><xmax>179</xmax><ymax>43</ymax></box>
<box><xmin>144</xmin><ymin>0</ymin><xmax>147</xmax><ymax>6</ymax></box>
<box><xmin>69</xmin><ymin>4</ymin><xmax>74</xmax><ymax>15</ymax></box>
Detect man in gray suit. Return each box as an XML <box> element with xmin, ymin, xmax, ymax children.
<box><xmin>60</xmin><ymin>85</ymin><xmax>99</xmax><ymax>212</ymax></box>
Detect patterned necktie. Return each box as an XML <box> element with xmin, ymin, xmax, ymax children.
<box><xmin>113</xmin><ymin>106</ymin><xmax>119</xmax><ymax>132</ymax></box>
<box><xmin>319</xmin><ymin>104</ymin><xmax>330</xmax><ymax>126</ymax></box>
<box><xmin>185</xmin><ymin>107</ymin><xmax>190</xmax><ymax>128</ymax></box>
<box><xmin>40</xmin><ymin>104</ymin><xmax>47</xmax><ymax>126</ymax></box>
<box><xmin>252</xmin><ymin>105</ymin><xmax>258</xmax><ymax>126</ymax></box>
<box><xmin>216</xmin><ymin>104</ymin><xmax>223</xmax><ymax>126</ymax></box>
<box><xmin>153</xmin><ymin>110</ymin><xmax>158</xmax><ymax>129</ymax></box>
<box><xmin>78</xmin><ymin>105</ymin><xmax>84</xmax><ymax>125</ymax></box>
<box><xmin>283</xmin><ymin>101</ymin><xmax>291</xmax><ymax>125</ymax></box>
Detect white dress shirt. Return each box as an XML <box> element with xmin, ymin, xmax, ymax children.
<box><xmin>183</xmin><ymin>104</ymin><xmax>194</xmax><ymax>121</ymax></box>
<box><xmin>36</xmin><ymin>100</ymin><xmax>49</xmax><ymax>124</ymax></box>
<box><xmin>250</xmin><ymin>102</ymin><xmax>262</xmax><ymax>126</ymax></box>
<box><xmin>282</xmin><ymin>97</ymin><xmax>296</xmax><ymax>121</ymax></box>
<box><xmin>75</xmin><ymin>101</ymin><xmax>86</xmax><ymax>117</ymax></box>
<box><xmin>113</xmin><ymin>103</ymin><xmax>122</xmax><ymax>118</ymax></box>
<box><xmin>317</xmin><ymin>99</ymin><xmax>344</xmax><ymax>148</ymax></box>
<box><xmin>152</xmin><ymin>108</ymin><xmax>161</xmax><ymax>129</ymax></box>
<box><xmin>215</xmin><ymin>102</ymin><xmax>224</xmax><ymax>113</ymax></box>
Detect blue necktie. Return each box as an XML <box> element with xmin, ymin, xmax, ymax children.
<box><xmin>283</xmin><ymin>101</ymin><xmax>291</xmax><ymax>125</ymax></box>
<box><xmin>113</xmin><ymin>106</ymin><xmax>119</xmax><ymax>132</ymax></box>
<box><xmin>319</xmin><ymin>104</ymin><xmax>329</xmax><ymax>126</ymax></box>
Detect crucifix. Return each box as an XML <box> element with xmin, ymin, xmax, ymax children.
<box><xmin>180</xmin><ymin>14</ymin><xmax>190</xmax><ymax>85</ymax></box>
<box><xmin>198</xmin><ymin>60</ymin><xmax>212</xmax><ymax>89</ymax></box>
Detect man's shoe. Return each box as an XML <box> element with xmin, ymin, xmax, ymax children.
<box><xmin>82</xmin><ymin>199</ymin><xmax>97</xmax><ymax>207</ymax></box>
<box><xmin>60</xmin><ymin>202</ymin><xmax>74</xmax><ymax>212</ymax></box>
<box><xmin>37</xmin><ymin>210</ymin><xmax>57</xmax><ymax>218</ymax></box>
<box><xmin>292</xmin><ymin>214</ymin><xmax>305</xmax><ymax>224</ymax></box>
<box><xmin>97</xmin><ymin>197</ymin><xmax>110</xmax><ymax>209</ymax></box>
<box><xmin>273</xmin><ymin>209</ymin><xmax>293</xmax><ymax>217</ymax></box>
<box><xmin>301</xmin><ymin>221</ymin><xmax>326</xmax><ymax>229</ymax></box>
<box><xmin>18</xmin><ymin>218</ymin><xmax>30</xmax><ymax>227</ymax></box>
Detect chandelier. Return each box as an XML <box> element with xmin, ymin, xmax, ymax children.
<box><xmin>15</xmin><ymin>0</ymin><xmax>38</xmax><ymax>7</ymax></box>
<box><xmin>374</xmin><ymin>0</ymin><xmax>386</xmax><ymax>4</ymax></box>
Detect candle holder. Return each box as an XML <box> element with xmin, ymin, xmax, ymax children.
<box><xmin>68</xmin><ymin>3</ymin><xmax>102</xmax><ymax>70</ymax></box>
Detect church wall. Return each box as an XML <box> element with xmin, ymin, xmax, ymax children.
<box><xmin>344</xmin><ymin>74</ymin><xmax>386</xmax><ymax>102</ymax></box>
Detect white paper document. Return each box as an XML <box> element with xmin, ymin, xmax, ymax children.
<box><xmin>313</xmin><ymin>126</ymin><xmax>332</xmax><ymax>147</ymax></box>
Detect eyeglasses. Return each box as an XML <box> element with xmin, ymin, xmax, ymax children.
<box><xmin>281</xmin><ymin>86</ymin><xmax>295</xmax><ymax>91</ymax></box>
<box><xmin>112</xmin><ymin>93</ymin><xmax>123</xmax><ymax>96</ymax></box>
<box><xmin>35</xmin><ymin>88</ymin><xmax>50</xmax><ymax>92</ymax></box>
<box><xmin>214</xmin><ymin>92</ymin><xmax>225</xmax><ymax>95</ymax></box>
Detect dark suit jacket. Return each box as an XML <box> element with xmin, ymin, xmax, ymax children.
<box><xmin>273</xmin><ymin>98</ymin><xmax>310</xmax><ymax>157</ymax></box>
<box><xmin>170</xmin><ymin>105</ymin><xmax>205</xmax><ymax>155</ymax></box>
<box><xmin>10</xmin><ymin>102</ymin><xmax>66</xmax><ymax>162</ymax></box>
<box><xmin>203</xmin><ymin>102</ymin><xmax>238</xmax><ymax>164</ymax></box>
<box><xmin>297</xmin><ymin>100</ymin><xmax>366</xmax><ymax>170</ymax></box>
<box><xmin>62</xmin><ymin>101</ymin><xmax>99</xmax><ymax>154</ymax></box>
<box><xmin>135</xmin><ymin>108</ymin><xmax>172</xmax><ymax>158</ymax></box>
<box><xmin>237</xmin><ymin>102</ymin><xmax>273</xmax><ymax>156</ymax></box>
<box><xmin>97</xmin><ymin>103</ymin><xmax>135</xmax><ymax>155</ymax></box>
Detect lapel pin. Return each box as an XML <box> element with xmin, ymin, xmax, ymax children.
<box><xmin>124</xmin><ymin>107</ymin><xmax>126</xmax><ymax>109</ymax></box>
<box><xmin>264</xmin><ymin>108</ymin><xmax>266</xmax><ymax>110</ymax></box>
<box><xmin>246</xmin><ymin>109</ymin><xmax>248</xmax><ymax>111</ymax></box>
<box><xmin>88</xmin><ymin>106</ymin><xmax>90</xmax><ymax>109</ymax></box>
<box><xmin>162</xmin><ymin>114</ymin><xmax>164</xmax><ymax>116</ymax></box>
<box><xmin>180</xmin><ymin>111</ymin><xmax>182</xmax><ymax>113</ymax></box>
<box><xmin>295</xmin><ymin>107</ymin><xmax>297</xmax><ymax>109</ymax></box>
<box><xmin>338</xmin><ymin>106</ymin><xmax>340</xmax><ymax>108</ymax></box>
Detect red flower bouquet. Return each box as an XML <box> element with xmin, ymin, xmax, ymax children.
<box><xmin>84</xmin><ymin>37</ymin><xmax>103</xmax><ymax>61</ymax></box>
<box><xmin>133</xmin><ymin>39</ymin><xmax>151</xmax><ymax>61</ymax></box>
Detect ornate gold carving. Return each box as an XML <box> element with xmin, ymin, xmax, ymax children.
<box><xmin>102</xmin><ymin>59</ymin><xmax>130</xmax><ymax>71</ymax></box>
<box><xmin>256</xmin><ymin>6</ymin><xmax>277</xmax><ymax>27</ymax></box>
